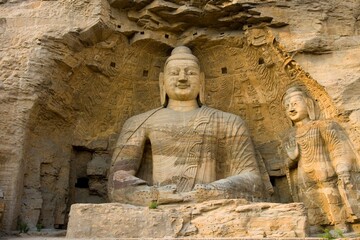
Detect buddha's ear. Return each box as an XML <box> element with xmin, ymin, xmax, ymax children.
<box><xmin>198</xmin><ymin>72</ymin><xmax>205</xmax><ymax>106</ymax></box>
<box><xmin>305</xmin><ymin>96</ymin><xmax>316</xmax><ymax>120</ymax></box>
<box><xmin>159</xmin><ymin>72</ymin><xmax>167</xmax><ymax>107</ymax></box>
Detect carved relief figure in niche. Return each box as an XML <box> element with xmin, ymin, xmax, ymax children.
<box><xmin>108</xmin><ymin>46</ymin><xmax>269</xmax><ymax>206</ymax></box>
<box><xmin>283</xmin><ymin>86</ymin><xmax>360</xmax><ymax>228</ymax></box>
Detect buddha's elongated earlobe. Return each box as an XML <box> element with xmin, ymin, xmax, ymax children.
<box><xmin>159</xmin><ymin>72</ymin><xmax>167</xmax><ymax>107</ymax></box>
<box><xmin>199</xmin><ymin>72</ymin><xmax>205</xmax><ymax>105</ymax></box>
<box><xmin>305</xmin><ymin>97</ymin><xmax>316</xmax><ymax>120</ymax></box>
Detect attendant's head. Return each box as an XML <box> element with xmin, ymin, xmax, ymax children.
<box><xmin>160</xmin><ymin>46</ymin><xmax>205</xmax><ymax>107</ymax></box>
<box><xmin>283</xmin><ymin>87</ymin><xmax>315</xmax><ymax>125</ymax></box>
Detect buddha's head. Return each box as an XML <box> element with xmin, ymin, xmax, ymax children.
<box><xmin>159</xmin><ymin>46</ymin><xmax>205</xmax><ymax>107</ymax></box>
<box><xmin>283</xmin><ymin>87</ymin><xmax>315</xmax><ymax>124</ymax></box>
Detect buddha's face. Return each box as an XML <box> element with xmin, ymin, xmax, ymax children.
<box><xmin>164</xmin><ymin>59</ymin><xmax>201</xmax><ymax>102</ymax></box>
<box><xmin>284</xmin><ymin>94</ymin><xmax>309</xmax><ymax>123</ymax></box>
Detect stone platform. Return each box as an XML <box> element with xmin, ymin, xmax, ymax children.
<box><xmin>66</xmin><ymin>199</ymin><xmax>308</xmax><ymax>238</ymax></box>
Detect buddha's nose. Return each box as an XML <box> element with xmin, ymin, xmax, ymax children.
<box><xmin>178</xmin><ymin>70</ymin><xmax>187</xmax><ymax>81</ymax></box>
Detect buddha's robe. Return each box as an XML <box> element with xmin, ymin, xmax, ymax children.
<box><xmin>109</xmin><ymin>106</ymin><xmax>264</xmax><ymax>204</ymax></box>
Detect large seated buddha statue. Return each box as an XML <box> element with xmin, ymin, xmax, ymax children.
<box><xmin>108</xmin><ymin>46</ymin><xmax>269</xmax><ymax>206</ymax></box>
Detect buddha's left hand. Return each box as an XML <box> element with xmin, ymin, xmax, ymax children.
<box><xmin>192</xmin><ymin>183</ymin><xmax>229</xmax><ymax>202</ymax></box>
<box><xmin>156</xmin><ymin>184</ymin><xmax>193</xmax><ymax>204</ymax></box>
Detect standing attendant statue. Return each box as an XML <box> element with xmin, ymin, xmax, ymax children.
<box><xmin>283</xmin><ymin>86</ymin><xmax>360</xmax><ymax>228</ymax></box>
<box><xmin>108</xmin><ymin>46</ymin><xmax>268</xmax><ymax>206</ymax></box>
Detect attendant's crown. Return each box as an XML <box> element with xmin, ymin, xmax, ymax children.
<box><xmin>283</xmin><ymin>86</ymin><xmax>307</xmax><ymax>101</ymax></box>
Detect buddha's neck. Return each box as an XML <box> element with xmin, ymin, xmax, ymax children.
<box><xmin>294</xmin><ymin>118</ymin><xmax>310</xmax><ymax>127</ymax></box>
<box><xmin>167</xmin><ymin>99</ymin><xmax>200</xmax><ymax>112</ymax></box>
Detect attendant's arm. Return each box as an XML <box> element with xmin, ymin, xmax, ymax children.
<box><xmin>324</xmin><ymin>122</ymin><xmax>354</xmax><ymax>185</ymax></box>
<box><xmin>284</xmin><ymin>137</ymin><xmax>300</xmax><ymax>168</ymax></box>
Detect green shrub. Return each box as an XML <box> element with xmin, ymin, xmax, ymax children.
<box><xmin>149</xmin><ymin>200</ymin><xmax>158</xmax><ymax>209</ymax></box>
<box><xmin>320</xmin><ymin>228</ymin><xmax>344</xmax><ymax>239</ymax></box>
<box><xmin>17</xmin><ymin>220</ymin><xmax>29</xmax><ymax>233</ymax></box>
<box><xmin>36</xmin><ymin>223</ymin><xmax>43</xmax><ymax>232</ymax></box>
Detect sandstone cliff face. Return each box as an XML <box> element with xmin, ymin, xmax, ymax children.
<box><xmin>0</xmin><ymin>0</ymin><xmax>359</xmax><ymax>231</ymax></box>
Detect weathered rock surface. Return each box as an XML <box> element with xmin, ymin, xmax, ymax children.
<box><xmin>66</xmin><ymin>200</ymin><xmax>308</xmax><ymax>238</ymax></box>
<box><xmin>0</xmin><ymin>0</ymin><xmax>359</xmax><ymax>233</ymax></box>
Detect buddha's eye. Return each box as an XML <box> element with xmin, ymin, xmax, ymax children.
<box><xmin>169</xmin><ymin>71</ymin><xmax>179</xmax><ymax>76</ymax></box>
<box><xmin>187</xmin><ymin>70</ymin><xmax>197</xmax><ymax>75</ymax></box>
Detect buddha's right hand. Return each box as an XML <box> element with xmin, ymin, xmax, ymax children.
<box><xmin>111</xmin><ymin>183</ymin><xmax>192</xmax><ymax>206</ymax></box>
<box><xmin>110</xmin><ymin>184</ymin><xmax>157</xmax><ymax>206</ymax></box>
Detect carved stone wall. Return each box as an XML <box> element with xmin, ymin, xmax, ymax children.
<box><xmin>0</xmin><ymin>0</ymin><xmax>359</xmax><ymax>232</ymax></box>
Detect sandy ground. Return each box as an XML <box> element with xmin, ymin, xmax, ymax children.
<box><xmin>0</xmin><ymin>229</ymin><xmax>66</xmax><ymax>239</ymax></box>
<box><xmin>1</xmin><ymin>229</ymin><xmax>360</xmax><ymax>240</ymax></box>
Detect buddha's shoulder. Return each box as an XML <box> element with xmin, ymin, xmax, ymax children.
<box><xmin>306</xmin><ymin>119</ymin><xmax>341</xmax><ymax>128</ymax></box>
<box><xmin>124</xmin><ymin>108</ymin><xmax>164</xmax><ymax>125</ymax></box>
<box><xmin>313</xmin><ymin>119</ymin><xmax>342</xmax><ymax>132</ymax></box>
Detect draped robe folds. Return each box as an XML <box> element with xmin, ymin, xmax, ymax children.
<box><xmin>109</xmin><ymin>106</ymin><xmax>265</xmax><ymax>204</ymax></box>
<box><xmin>288</xmin><ymin>120</ymin><xmax>360</xmax><ymax>225</ymax></box>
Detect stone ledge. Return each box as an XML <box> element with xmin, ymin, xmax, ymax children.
<box><xmin>66</xmin><ymin>199</ymin><xmax>308</xmax><ymax>239</ymax></box>
<box><xmin>65</xmin><ymin>238</ymin><xmax>323</xmax><ymax>240</ymax></box>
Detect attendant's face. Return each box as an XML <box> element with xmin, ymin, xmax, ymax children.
<box><xmin>284</xmin><ymin>94</ymin><xmax>309</xmax><ymax>123</ymax></box>
<box><xmin>164</xmin><ymin>59</ymin><xmax>201</xmax><ymax>101</ymax></box>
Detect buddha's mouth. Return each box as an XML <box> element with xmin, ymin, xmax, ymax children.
<box><xmin>177</xmin><ymin>84</ymin><xmax>190</xmax><ymax>89</ymax></box>
<box><xmin>288</xmin><ymin>112</ymin><xmax>298</xmax><ymax>118</ymax></box>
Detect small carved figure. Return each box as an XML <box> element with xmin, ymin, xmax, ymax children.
<box><xmin>108</xmin><ymin>46</ymin><xmax>268</xmax><ymax>206</ymax></box>
<box><xmin>283</xmin><ymin>87</ymin><xmax>360</xmax><ymax>227</ymax></box>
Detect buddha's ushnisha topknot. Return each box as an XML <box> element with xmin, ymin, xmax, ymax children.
<box><xmin>165</xmin><ymin>46</ymin><xmax>199</xmax><ymax>66</ymax></box>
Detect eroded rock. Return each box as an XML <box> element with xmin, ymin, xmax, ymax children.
<box><xmin>66</xmin><ymin>200</ymin><xmax>308</xmax><ymax>238</ymax></box>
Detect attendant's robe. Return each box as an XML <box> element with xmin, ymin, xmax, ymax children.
<box><xmin>287</xmin><ymin>120</ymin><xmax>360</xmax><ymax>225</ymax></box>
